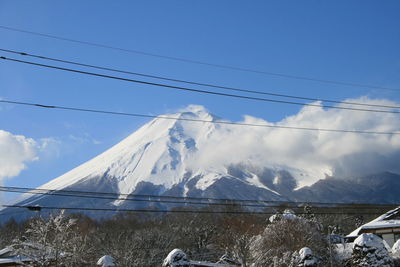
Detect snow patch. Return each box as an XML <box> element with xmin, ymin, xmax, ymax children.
<box><xmin>354</xmin><ymin>233</ymin><xmax>387</xmax><ymax>250</ymax></box>
<box><xmin>393</xmin><ymin>239</ymin><xmax>400</xmax><ymax>256</ymax></box>
<box><xmin>162</xmin><ymin>249</ymin><xmax>188</xmax><ymax>267</ymax></box>
<box><xmin>97</xmin><ymin>255</ymin><xmax>116</xmax><ymax>267</ymax></box>
<box><xmin>246</xmin><ymin>173</ymin><xmax>281</xmax><ymax>195</ymax></box>
<box><xmin>269</xmin><ymin>209</ymin><xmax>298</xmax><ymax>223</ymax></box>
<box><xmin>195</xmin><ymin>173</ymin><xmax>222</xmax><ymax>190</ymax></box>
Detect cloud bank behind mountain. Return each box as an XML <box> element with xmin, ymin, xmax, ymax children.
<box><xmin>187</xmin><ymin>97</ymin><xmax>400</xmax><ymax>187</ymax></box>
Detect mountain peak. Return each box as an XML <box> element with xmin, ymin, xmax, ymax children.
<box><xmin>4</xmin><ymin>104</ymin><xmax>400</xmax><ymax>222</ymax></box>
<box><xmin>177</xmin><ymin>105</ymin><xmax>218</xmax><ymax>121</ymax></box>
<box><xmin>179</xmin><ymin>104</ymin><xmax>208</xmax><ymax>114</ymax></box>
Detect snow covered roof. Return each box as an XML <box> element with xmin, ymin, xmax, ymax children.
<box><xmin>361</xmin><ymin>220</ymin><xmax>400</xmax><ymax>230</ymax></box>
<box><xmin>0</xmin><ymin>248</ymin><xmax>12</xmax><ymax>257</ymax></box>
<box><xmin>0</xmin><ymin>256</ymin><xmax>31</xmax><ymax>265</ymax></box>
<box><xmin>347</xmin><ymin>207</ymin><xmax>400</xmax><ymax>237</ymax></box>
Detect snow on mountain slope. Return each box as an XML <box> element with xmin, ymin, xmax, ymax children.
<box><xmin>30</xmin><ymin>105</ymin><xmax>285</xmax><ymax>201</ymax></box>
<box><xmin>3</xmin><ymin>102</ymin><xmax>400</xmax><ymax>221</ymax></box>
<box><xmin>16</xmin><ymin>105</ymin><xmax>340</xmax><ymax>205</ymax></box>
<box><xmin>39</xmin><ymin>105</ymin><xmax>221</xmax><ymax>195</ymax></box>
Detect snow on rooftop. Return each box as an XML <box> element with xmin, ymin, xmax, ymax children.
<box><xmin>347</xmin><ymin>226</ymin><xmax>363</xmax><ymax>238</ymax></box>
<box><xmin>0</xmin><ymin>247</ymin><xmax>12</xmax><ymax>257</ymax></box>
<box><xmin>0</xmin><ymin>247</ymin><xmax>31</xmax><ymax>265</ymax></box>
<box><xmin>362</xmin><ymin>220</ymin><xmax>400</xmax><ymax>230</ymax></box>
<box><xmin>0</xmin><ymin>257</ymin><xmax>30</xmax><ymax>264</ymax></box>
<box><xmin>347</xmin><ymin>207</ymin><xmax>400</xmax><ymax>237</ymax></box>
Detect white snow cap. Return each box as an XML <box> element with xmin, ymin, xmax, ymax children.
<box><xmin>179</xmin><ymin>104</ymin><xmax>210</xmax><ymax>115</ymax></box>
<box><xmin>97</xmin><ymin>255</ymin><xmax>116</xmax><ymax>267</ymax></box>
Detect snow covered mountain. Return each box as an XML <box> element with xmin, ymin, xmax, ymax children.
<box><xmin>3</xmin><ymin>105</ymin><xmax>400</xmax><ymax>220</ymax></box>
<box><xmin>33</xmin><ymin>105</ymin><xmax>287</xmax><ymax>200</ymax></box>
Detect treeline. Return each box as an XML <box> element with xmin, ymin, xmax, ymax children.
<box><xmin>0</xmin><ymin>204</ymin><xmax>395</xmax><ymax>266</ymax></box>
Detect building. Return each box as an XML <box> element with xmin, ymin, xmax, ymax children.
<box><xmin>347</xmin><ymin>207</ymin><xmax>400</xmax><ymax>247</ymax></box>
<box><xmin>0</xmin><ymin>247</ymin><xmax>31</xmax><ymax>266</ymax></box>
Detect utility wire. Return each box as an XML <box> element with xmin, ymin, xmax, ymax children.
<box><xmin>1</xmin><ymin>99</ymin><xmax>399</xmax><ymax>135</ymax></box>
<box><xmin>1</xmin><ymin>48</ymin><xmax>399</xmax><ymax>110</ymax></box>
<box><xmin>1</xmin><ymin>56</ymin><xmax>399</xmax><ymax>114</ymax></box>
<box><xmin>2</xmin><ymin>204</ymin><xmax>389</xmax><ymax>215</ymax></box>
<box><xmin>0</xmin><ymin>25</ymin><xmax>398</xmax><ymax>92</ymax></box>
<box><xmin>1</xmin><ymin>186</ymin><xmax>398</xmax><ymax>208</ymax></box>
<box><xmin>0</xmin><ymin>187</ymin><xmax>285</xmax><ymax>209</ymax></box>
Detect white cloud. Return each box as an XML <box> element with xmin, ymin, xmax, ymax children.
<box><xmin>38</xmin><ymin>137</ymin><xmax>62</xmax><ymax>159</ymax></box>
<box><xmin>69</xmin><ymin>133</ymin><xmax>101</xmax><ymax>145</ymax></box>
<box><xmin>187</xmin><ymin>98</ymin><xmax>400</xmax><ymax>187</ymax></box>
<box><xmin>0</xmin><ymin>130</ymin><xmax>38</xmax><ymax>182</ymax></box>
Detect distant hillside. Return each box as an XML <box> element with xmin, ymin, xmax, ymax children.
<box><xmin>293</xmin><ymin>172</ymin><xmax>400</xmax><ymax>204</ymax></box>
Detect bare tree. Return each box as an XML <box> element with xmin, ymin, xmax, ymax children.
<box><xmin>0</xmin><ymin>218</ymin><xmax>22</xmax><ymax>248</ymax></box>
<box><xmin>250</xmin><ymin>217</ymin><xmax>329</xmax><ymax>267</ymax></box>
<box><xmin>11</xmin><ymin>210</ymin><xmax>90</xmax><ymax>266</ymax></box>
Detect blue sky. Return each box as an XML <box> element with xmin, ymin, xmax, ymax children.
<box><xmin>0</xmin><ymin>1</ymin><xmax>399</xmax><ymax>192</ymax></box>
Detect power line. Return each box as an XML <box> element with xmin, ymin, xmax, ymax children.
<box><xmin>1</xmin><ymin>205</ymin><xmax>390</xmax><ymax>216</ymax></box>
<box><xmin>0</xmin><ymin>187</ymin><xmax>284</xmax><ymax>209</ymax></box>
<box><xmin>0</xmin><ymin>25</ymin><xmax>398</xmax><ymax>92</ymax></box>
<box><xmin>1</xmin><ymin>56</ymin><xmax>399</xmax><ymax>114</ymax></box>
<box><xmin>1</xmin><ymin>186</ymin><xmax>398</xmax><ymax>208</ymax></box>
<box><xmin>1</xmin><ymin>99</ymin><xmax>399</xmax><ymax>135</ymax></box>
<box><xmin>1</xmin><ymin>48</ymin><xmax>399</xmax><ymax>110</ymax></box>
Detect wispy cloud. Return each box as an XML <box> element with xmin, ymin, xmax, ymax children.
<box><xmin>187</xmin><ymin>97</ymin><xmax>400</xmax><ymax>187</ymax></box>
<box><xmin>69</xmin><ymin>133</ymin><xmax>102</xmax><ymax>145</ymax></box>
<box><xmin>38</xmin><ymin>137</ymin><xmax>62</xmax><ymax>159</ymax></box>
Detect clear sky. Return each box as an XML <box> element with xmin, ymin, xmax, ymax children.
<box><xmin>0</xmin><ymin>1</ymin><xmax>399</xmax><ymax>193</ymax></box>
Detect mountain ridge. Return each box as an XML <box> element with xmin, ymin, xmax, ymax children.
<box><xmin>2</xmin><ymin>105</ymin><xmax>399</xmax><ymax>221</ymax></box>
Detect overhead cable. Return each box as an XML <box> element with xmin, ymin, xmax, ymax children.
<box><xmin>0</xmin><ymin>25</ymin><xmax>398</xmax><ymax>91</ymax></box>
<box><xmin>1</xmin><ymin>99</ymin><xmax>399</xmax><ymax>135</ymax></box>
<box><xmin>0</xmin><ymin>187</ymin><xmax>283</xmax><ymax>209</ymax></box>
<box><xmin>0</xmin><ymin>56</ymin><xmax>399</xmax><ymax>114</ymax></box>
<box><xmin>0</xmin><ymin>48</ymin><xmax>398</xmax><ymax>110</ymax></box>
<box><xmin>1</xmin><ymin>186</ymin><xmax>399</xmax><ymax>208</ymax></box>
<box><xmin>1</xmin><ymin>205</ymin><xmax>389</xmax><ymax>216</ymax></box>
